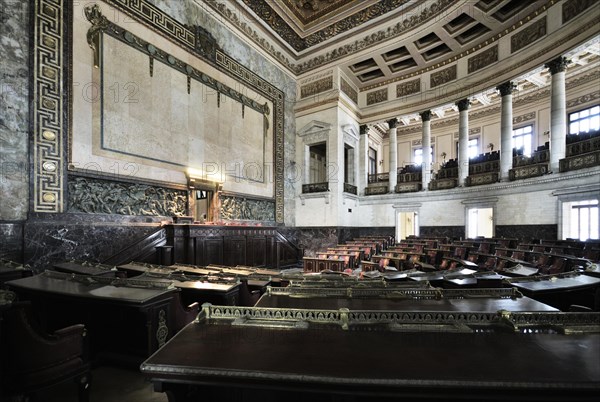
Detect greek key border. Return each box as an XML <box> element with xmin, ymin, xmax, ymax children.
<box><xmin>32</xmin><ymin>0</ymin><xmax>65</xmax><ymax>212</ymax></box>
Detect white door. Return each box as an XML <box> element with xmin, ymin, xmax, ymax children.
<box><xmin>467</xmin><ymin>207</ymin><xmax>493</xmax><ymax>238</ymax></box>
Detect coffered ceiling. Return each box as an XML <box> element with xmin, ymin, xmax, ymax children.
<box><xmin>204</xmin><ymin>0</ymin><xmax>572</xmax><ymax>88</ymax></box>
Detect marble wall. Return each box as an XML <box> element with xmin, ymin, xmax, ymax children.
<box><xmin>1</xmin><ymin>0</ymin><xmax>29</xmax><ymax>262</ymax></box>
<box><xmin>23</xmin><ymin>213</ymin><xmax>165</xmax><ymax>272</ymax></box>
<box><xmin>148</xmin><ymin>0</ymin><xmax>298</xmax><ymax>225</ymax></box>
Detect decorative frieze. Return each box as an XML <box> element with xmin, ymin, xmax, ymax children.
<box><xmin>511</xmin><ymin>17</ymin><xmax>546</xmax><ymax>53</ymax></box>
<box><xmin>468</xmin><ymin>45</ymin><xmax>498</xmax><ymax>74</ymax></box>
<box><xmin>513</xmin><ymin>112</ymin><xmax>536</xmax><ymax>125</ymax></box>
<box><xmin>67</xmin><ymin>176</ymin><xmax>187</xmax><ymax>216</ymax></box>
<box><xmin>340</xmin><ymin>78</ymin><xmax>358</xmax><ymax>104</ymax></box>
<box><xmin>220</xmin><ymin>195</ymin><xmax>275</xmax><ymax>221</ymax></box>
<box><xmin>33</xmin><ymin>0</ymin><xmax>65</xmax><ymax>213</ymax></box>
<box><xmin>366</xmin><ymin>88</ymin><xmax>388</xmax><ymax>106</ymax></box>
<box><xmin>300</xmin><ymin>76</ymin><xmax>333</xmax><ymax>99</ymax></box>
<box><xmin>566</xmin><ymin>91</ymin><xmax>600</xmax><ymax>109</ymax></box>
<box><xmin>430</xmin><ymin>65</ymin><xmax>456</xmax><ymax>88</ymax></box>
<box><xmin>396</xmin><ymin>79</ymin><xmax>421</xmax><ymax>98</ymax></box>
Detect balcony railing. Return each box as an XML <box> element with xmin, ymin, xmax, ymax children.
<box><xmin>302</xmin><ymin>182</ymin><xmax>329</xmax><ymax>193</ymax></box>
<box><xmin>367</xmin><ymin>173</ymin><xmax>389</xmax><ymax>183</ymax></box>
<box><xmin>343</xmin><ymin>183</ymin><xmax>357</xmax><ymax>195</ymax></box>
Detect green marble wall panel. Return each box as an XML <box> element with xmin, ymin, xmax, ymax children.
<box><xmin>0</xmin><ymin>0</ymin><xmax>29</xmax><ymax>221</ymax></box>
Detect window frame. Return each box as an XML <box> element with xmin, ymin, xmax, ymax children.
<box><xmin>568</xmin><ymin>104</ymin><xmax>600</xmax><ymax>135</ymax></box>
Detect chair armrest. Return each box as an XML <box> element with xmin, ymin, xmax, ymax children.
<box><xmin>53</xmin><ymin>324</ymin><xmax>86</xmax><ymax>340</ymax></box>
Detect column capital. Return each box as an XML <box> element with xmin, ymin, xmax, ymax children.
<box><xmin>456</xmin><ymin>98</ymin><xmax>470</xmax><ymax>111</ymax></box>
<box><xmin>545</xmin><ymin>56</ymin><xmax>569</xmax><ymax>75</ymax></box>
<box><xmin>386</xmin><ymin>118</ymin><xmax>398</xmax><ymax>129</ymax></box>
<box><xmin>359</xmin><ymin>124</ymin><xmax>369</xmax><ymax>135</ymax></box>
<box><xmin>496</xmin><ymin>81</ymin><xmax>516</xmax><ymax>97</ymax></box>
<box><xmin>419</xmin><ymin>110</ymin><xmax>432</xmax><ymax>122</ymax></box>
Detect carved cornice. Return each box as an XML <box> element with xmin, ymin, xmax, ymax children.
<box><xmin>361</xmin><ymin>16</ymin><xmax>600</xmax><ymax>120</ymax></box>
<box><xmin>240</xmin><ymin>0</ymin><xmax>412</xmax><ymax>52</ymax></box>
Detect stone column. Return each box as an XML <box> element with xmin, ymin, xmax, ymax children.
<box><xmin>358</xmin><ymin>124</ymin><xmax>369</xmax><ymax>195</ymax></box>
<box><xmin>456</xmin><ymin>99</ymin><xmax>470</xmax><ymax>186</ymax></box>
<box><xmin>496</xmin><ymin>81</ymin><xmax>515</xmax><ymax>181</ymax></box>
<box><xmin>545</xmin><ymin>56</ymin><xmax>568</xmax><ymax>173</ymax></box>
<box><xmin>387</xmin><ymin>118</ymin><xmax>398</xmax><ymax>193</ymax></box>
<box><xmin>420</xmin><ymin>110</ymin><xmax>432</xmax><ymax>190</ymax></box>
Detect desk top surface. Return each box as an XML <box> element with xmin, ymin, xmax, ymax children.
<box><xmin>255</xmin><ymin>293</ymin><xmax>557</xmax><ymax>311</ymax></box>
<box><xmin>507</xmin><ymin>274</ymin><xmax>600</xmax><ymax>292</ymax></box>
<box><xmin>6</xmin><ymin>273</ymin><xmax>176</xmax><ymax>305</ymax></box>
<box><xmin>141</xmin><ymin>317</ymin><xmax>600</xmax><ymax>392</ymax></box>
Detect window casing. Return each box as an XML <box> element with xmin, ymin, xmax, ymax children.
<box><xmin>513</xmin><ymin>125</ymin><xmax>533</xmax><ymax>157</ymax></box>
<box><xmin>569</xmin><ymin>105</ymin><xmax>600</xmax><ymax>134</ymax></box>
<box><xmin>368</xmin><ymin>147</ymin><xmax>377</xmax><ymax>175</ymax></box>
<box><xmin>414</xmin><ymin>147</ymin><xmax>434</xmax><ymax>166</ymax></box>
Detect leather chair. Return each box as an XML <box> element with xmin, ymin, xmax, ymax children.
<box><xmin>0</xmin><ymin>297</ymin><xmax>91</xmax><ymax>402</ymax></box>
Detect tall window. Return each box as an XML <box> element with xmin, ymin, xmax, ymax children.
<box><xmin>414</xmin><ymin>147</ymin><xmax>434</xmax><ymax>166</ymax></box>
<box><xmin>468</xmin><ymin>138</ymin><xmax>479</xmax><ymax>158</ymax></box>
<box><xmin>368</xmin><ymin>147</ymin><xmax>377</xmax><ymax>175</ymax></box>
<box><xmin>513</xmin><ymin>125</ymin><xmax>533</xmax><ymax>157</ymax></box>
<box><xmin>569</xmin><ymin>105</ymin><xmax>600</xmax><ymax>134</ymax></box>
<box><xmin>456</xmin><ymin>138</ymin><xmax>480</xmax><ymax>159</ymax></box>
<box><xmin>563</xmin><ymin>200</ymin><xmax>599</xmax><ymax>241</ymax></box>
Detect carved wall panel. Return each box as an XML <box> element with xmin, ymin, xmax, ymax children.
<box><xmin>219</xmin><ymin>195</ymin><xmax>276</xmax><ymax>222</ymax></box>
<box><xmin>300</xmin><ymin>76</ymin><xmax>333</xmax><ymax>98</ymax></box>
<box><xmin>67</xmin><ymin>176</ymin><xmax>187</xmax><ymax>216</ymax></box>
<box><xmin>340</xmin><ymin>78</ymin><xmax>358</xmax><ymax>104</ymax></box>
<box><xmin>430</xmin><ymin>65</ymin><xmax>457</xmax><ymax>88</ymax></box>
<box><xmin>366</xmin><ymin>88</ymin><xmax>388</xmax><ymax>106</ymax></box>
<box><xmin>396</xmin><ymin>79</ymin><xmax>421</xmax><ymax>98</ymax></box>
<box><xmin>468</xmin><ymin>45</ymin><xmax>498</xmax><ymax>74</ymax></box>
<box><xmin>511</xmin><ymin>17</ymin><xmax>546</xmax><ymax>53</ymax></box>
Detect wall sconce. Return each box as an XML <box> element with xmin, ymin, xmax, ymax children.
<box><xmin>487</xmin><ymin>143</ymin><xmax>494</xmax><ymax>151</ymax></box>
<box><xmin>379</xmin><ymin>160</ymin><xmax>383</xmax><ymax>165</ymax></box>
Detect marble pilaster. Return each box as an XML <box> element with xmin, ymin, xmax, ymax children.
<box><xmin>358</xmin><ymin>125</ymin><xmax>369</xmax><ymax>195</ymax></box>
<box><xmin>387</xmin><ymin>119</ymin><xmax>398</xmax><ymax>193</ymax></box>
<box><xmin>545</xmin><ymin>56</ymin><xmax>569</xmax><ymax>173</ymax></box>
<box><xmin>497</xmin><ymin>82</ymin><xmax>516</xmax><ymax>181</ymax></box>
<box><xmin>420</xmin><ymin>111</ymin><xmax>432</xmax><ymax>190</ymax></box>
<box><xmin>0</xmin><ymin>0</ymin><xmax>29</xmax><ymax>221</ymax></box>
<box><xmin>456</xmin><ymin>99</ymin><xmax>470</xmax><ymax>186</ymax></box>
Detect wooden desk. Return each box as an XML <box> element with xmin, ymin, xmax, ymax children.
<box><xmin>5</xmin><ymin>271</ymin><xmax>179</xmax><ymax>364</ymax></box>
<box><xmin>53</xmin><ymin>261</ymin><xmax>118</xmax><ymax>277</ymax></box>
<box><xmin>506</xmin><ymin>272</ymin><xmax>600</xmax><ymax>311</ymax></box>
<box><xmin>255</xmin><ymin>287</ymin><xmax>558</xmax><ymax>312</ymax></box>
<box><xmin>0</xmin><ymin>260</ymin><xmax>32</xmax><ymax>285</ymax></box>
<box><xmin>141</xmin><ymin>305</ymin><xmax>600</xmax><ymax>402</ymax></box>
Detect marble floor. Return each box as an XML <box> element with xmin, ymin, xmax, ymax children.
<box><xmin>35</xmin><ymin>365</ymin><xmax>168</xmax><ymax>402</ymax></box>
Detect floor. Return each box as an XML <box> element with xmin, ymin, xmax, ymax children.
<box><xmin>36</xmin><ymin>365</ymin><xmax>168</xmax><ymax>402</ymax></box>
